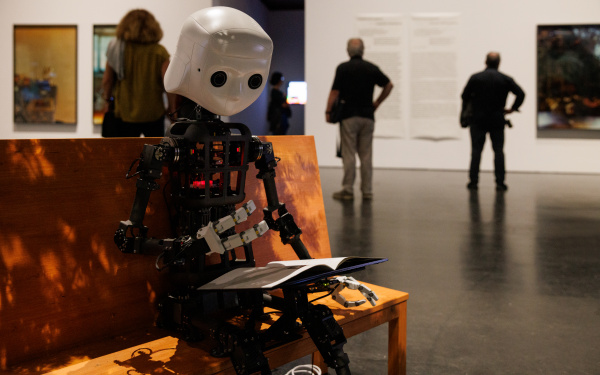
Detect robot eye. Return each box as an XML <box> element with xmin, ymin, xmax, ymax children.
<box><xmin>210</xmin><ymin>71</ymin><xmax>227</xmax><ymax>87</ymax></box>
<box><xmin>248</xmin><ymin>74</ymin><xmax>263</xmax><ymax>90</ymax></box>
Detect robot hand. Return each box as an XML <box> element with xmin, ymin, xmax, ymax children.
<box><xmin>196</xmin><ymin>200</ymin><xmax>269</xmax><ymax>255</ymax></box>
<box><xmin>330</xmin><ymin>276</ymin><xmax>379</xmax><ymax>308</ymax></box>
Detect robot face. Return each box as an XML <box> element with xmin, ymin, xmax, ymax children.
<box><xmin>165</xmin><ymin>7</ymin><xmax>273</xmax><ymax>116</ymax></box>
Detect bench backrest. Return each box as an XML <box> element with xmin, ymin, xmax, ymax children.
<box><xmin>0</xmin><ymin>135</ymin><xmax>330</xmax><ymax>368</ymax></box>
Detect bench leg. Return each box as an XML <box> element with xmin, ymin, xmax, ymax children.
<box><xmin>388</xmin><ymin>302</ymin><xmax>407</xmax><ymax>375</ymax></box>
<box><xmin>312</xmin><ymin>351</ymin><xmax>328</xmax><ymax>374</ymax></box>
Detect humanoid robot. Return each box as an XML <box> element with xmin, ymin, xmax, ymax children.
<box><xmin>115</xmin><ymin>7</ymin><xmax>377</xmax><ymax>375</ymax></box>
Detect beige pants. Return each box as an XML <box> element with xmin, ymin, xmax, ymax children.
<box><xmin>340</xmin><ymin>116</ymin><xmax>374</xmax><ymax>195</ymax></box>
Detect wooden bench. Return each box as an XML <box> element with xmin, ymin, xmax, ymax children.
<box><xmin>0</xmin><ymin>136</ymin><xmax>408</xmax><ymax>374</ymax></box>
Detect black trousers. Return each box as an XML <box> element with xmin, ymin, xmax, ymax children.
<box><xmin>469</xmin><ymin>125</ymin><xmax>505</xmax><ymax>184</ymax></box>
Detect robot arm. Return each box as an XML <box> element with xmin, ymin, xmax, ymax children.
<box><xmin>115</xmin><ymin>143</ymin><xmax>173</xmax><ymax>254</ymax></box>
<box><xmin>253</xmin><ymin>139</ymin><xmax>311</xmax><ymax>260</ymax></box>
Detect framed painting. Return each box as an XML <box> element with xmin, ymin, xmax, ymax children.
<box><xmin>537</xmin><ymin>25</ymin><xmax>600</xmax><ymax>138</ymax></box>
<box><xmin>14</xmin><ymin>25</ymin><xmax>77</xmax><ymax>124</ymax></box>
<box><xmin>93</xmin><ymin>25</ymin><xmax>116</xmax><ymax>125</ymax></box>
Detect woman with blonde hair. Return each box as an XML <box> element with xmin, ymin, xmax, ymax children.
<box><xmin>102</xmin><ymin>9</ymin><xmax>174</xmax><ymax>137</ymax></box>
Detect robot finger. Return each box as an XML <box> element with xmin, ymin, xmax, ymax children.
<box><xmin>358</xmin><ymin>285</ymin><xmax>379</xmax><ymax>306</ymax></box>
<box><xmin>332</xmin><ymin>290</ymin><xmax>366</xmax><ymax>308</ymax></box>
<box><xmin>222</xmin><ymin>220</ymin><xmax>269</xmax><ymax>251</ymax></box>
<box><xmin>343</xmin><ymin>299</ymin><xmax>366</xmax><ymax>308</ymax></box>
<box><xmin>342</xmin><ymin>277</ymin><xmax>361</xmax><ymax>290</ymax></box>
<box><xmin>241</xmin><ymin>221</ymin><xmax>269</xmax><ymax>243</ymax></box>
<box><xmin>214</xmin><ymin>200</ymin><xmax>256</xmax><ymax>233</ymax></box>
<box><xmin>242</xmin><ymin>200</ymin><xmax>257</xmax><ymax>215</ymax></box>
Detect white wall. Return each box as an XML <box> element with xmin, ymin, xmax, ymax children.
<box><xmin>0</xmin><ymin>0</ymin><xmax>212</xmax><ymax>139</ymax></box>
<box><xmin>306</xmin><ymin>0</ymin><xmax>600</xmax><ymax>174</ymax></box>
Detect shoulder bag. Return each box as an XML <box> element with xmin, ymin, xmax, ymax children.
<box><xmin>328</xmin><ymin>97</ymin><xmax>345</xmax><ymax>124</ymax></box>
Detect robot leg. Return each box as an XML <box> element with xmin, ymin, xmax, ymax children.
<box><xmin>303</xmin><ymin>304</ymin><xmax>351</xmax><ymax>375</ymax></box>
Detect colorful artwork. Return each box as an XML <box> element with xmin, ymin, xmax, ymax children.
<box><xmin>14</xmin><ymin>26</ymin><xmax>77</xmax><ymax>124</ymax></box>
<box><xmin>93</xmin><ymin>25</ymin><xmax>116</xmax><ymax>125</ymax></box>
<box><xmin>537</xmin><ymin>25</ymin><xmax>600</xmax><ymax>138</ymax></box>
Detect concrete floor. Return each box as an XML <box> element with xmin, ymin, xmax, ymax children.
<box><xmin>311</xmin><ymin>167</ymin><xmax>600</xmax><ymax>375</ymax></box>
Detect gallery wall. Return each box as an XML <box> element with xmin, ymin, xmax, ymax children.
<box><xmin>4</xmin><ymin>0</ymin><xmax>600</xmax><ymax>174</ymax></box>
<box><xmin>306</xmin><ymin>0</ymin><xmax>600</xmax><ymax>174</ymax></box>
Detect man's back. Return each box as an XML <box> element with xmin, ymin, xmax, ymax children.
<box><xmin>462</xmin><ymin>68</ymin><xmax>524</xmax><ymax>126</ymax></box>
<box><xmin>333</xmin><ymin>56</ymin><xmax>390</xmax><ymax>119</ymax></box>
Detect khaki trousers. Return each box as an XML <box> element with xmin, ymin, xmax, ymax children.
<box><xmin>340</xmin><ymin>116</ymin><xmax>374</xmax><ymax>194</ymax></box>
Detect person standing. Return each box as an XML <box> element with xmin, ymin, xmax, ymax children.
<box><xmin>102</xmin><ymin>9</ymin><xmax>175</xmax><ymax>137</ymax></box>
<box><xmin>461</xmin><ymin>52</ymin><xmax>525</xmax><ymax>191</ymax></box>
<box><xmin>326</xmin><ymin>38</ymin><xmax>393</xmax><ymax>201</ymax></box>
<box><xmin>267</xmin><ymin>72</ymin><xmax>291</xmax><ymax>135</ymax></box>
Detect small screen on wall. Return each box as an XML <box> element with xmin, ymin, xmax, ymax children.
<box><xmin>537</xmin><ymin>25</ymin><xmax>600</xmax><ymax>138</ymax></box>
<box><xmin>287</xmin><ymin>81</ymin><xmax>307</xmax><ymax>105</ymax></box>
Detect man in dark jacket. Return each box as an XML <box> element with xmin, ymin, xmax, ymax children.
<box><xmin>326</xmin><ymin>38</ymin><xmax>393</xmax><ymax>200</ymax></box>
<box><xmin>461</xmin><ymin>52</ymin><xmax>525</xmax><ymax>191</ymax></box>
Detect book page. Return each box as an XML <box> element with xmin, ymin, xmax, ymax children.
<box><xmin>198</xmin><ymin>257</ymin><xmax>385</xmax><ymax>290</ymax></box>
<box><xmin>268</xmin><ymin>257</ymin><xmax>349</xmax><ymax>269</ymax></box>
<box><xmin>199</xmin><ymin>265</ymin><xmax>306</xmax><ymax>290</ymax></box>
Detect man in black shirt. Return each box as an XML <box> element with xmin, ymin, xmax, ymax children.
<box><xmin>461</xmin><ymin>52</ymin><xmax>525</xmax><ymax>191</ymax></box>
<box><xmin>326</xmin><ymin>38</ymin><xmax>393</xmax><ymax>200</ymax></box>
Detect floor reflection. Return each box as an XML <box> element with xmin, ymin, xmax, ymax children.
<box><xmin>535</xmin><ymin>193</ymin><xmax>600</xmax><ymax>298</ymax></box>
<box><xmin>321</xmin><ymin>167</ymin><xmax>600</xmax><ymax>375</ymax></box>
<box><xmin>333</xmin><ymin>200</ymin><xmax>374</xmax><ymax>259</ymax></box>
<box><xmin>463</xmin><ymin>190</ymin><xmax>507</xmax><ymax>290</ymax></box>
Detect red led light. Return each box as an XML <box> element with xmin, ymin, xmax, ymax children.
<box><xmin>192</xmin><ymin>180</ymin><xmax>213</xmax><ymax>188</ymax></box>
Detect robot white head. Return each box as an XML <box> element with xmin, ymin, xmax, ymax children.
<box><xmin>164</xmin><ymin>7</ymin><xmax>273</xmax><ymax>117</ymax></box>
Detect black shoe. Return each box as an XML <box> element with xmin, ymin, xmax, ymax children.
<box><xmin>333</xmin><ymin>190</ymin><xmax>354</xmax><ymax>200</ymax></box>
<box><xmin>496</xmin><ymin>183</ymin><xmax>508</xmax><ymax>191</ymax></box>
<box><xmin>467</xmin><ymin>182</ymin><xmax>478</xmax><ymax>190</ymax></box>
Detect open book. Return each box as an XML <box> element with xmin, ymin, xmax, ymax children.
<box><xmin>199</xmin><ymin>256</ymin><xmax>387</xmax><ymax>290</ymax></box>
